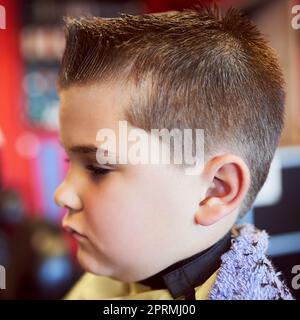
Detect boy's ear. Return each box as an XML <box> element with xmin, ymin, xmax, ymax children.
<box><xmin>195</xmin><ymin>154</ymin><xmax>250</xmax><ymax>226</ymax></box>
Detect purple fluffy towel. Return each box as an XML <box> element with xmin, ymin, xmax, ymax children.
<box><xmin>208</xmin><ymin>223</ymin><xmax>294</xmax><ymax>300</ymax></box>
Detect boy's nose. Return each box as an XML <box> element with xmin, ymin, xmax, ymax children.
<box><xmin>54</xmin><ymin>181</ymin><xmax>83</xmax><ymax>212</ymax></box>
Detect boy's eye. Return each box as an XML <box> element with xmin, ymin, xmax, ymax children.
<box><xmin>64</xmin><ymin>156</ymin><xmax>111</xmax><ymax>179</ymax></box>
<box><xmin>85</xmin><ymin>164</ymin><xmax>111</xmax><ymax>177</ymax></box>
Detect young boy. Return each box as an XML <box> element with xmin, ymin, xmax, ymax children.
<box><xmin>54</xmin><ymin>7</ymin><xmax>294</xmax><ymax>300</ymax></box>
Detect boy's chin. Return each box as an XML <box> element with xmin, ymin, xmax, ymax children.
<box><xmin>75</xmin><ymin>247</ymin><xmax>126</xmax><ymax>281</ymax></box>
<box><xmin>76</xmin><ymin>246</ymin><xmax>109</xmax><ymax>276</ymax></box>
<box><xmin>75</xmin><ymin>247</ymin><xmax>153</xmax><ymax>283</ymax></box>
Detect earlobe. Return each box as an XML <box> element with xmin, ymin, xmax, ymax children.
<box><xmin>195</xmin><ymin>200</ymin><xmax>227</xmax><ymax>226</ymax></box>
<box><xmin>194</xmin><ymin>154</ymin><xmax>250</xmax><ymax>226</ymax></box>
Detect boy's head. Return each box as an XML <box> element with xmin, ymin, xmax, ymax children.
<box><xmin>54</xmin><ymin>7</ymin><xmax>285</xmax><ymax>282</ymax></box>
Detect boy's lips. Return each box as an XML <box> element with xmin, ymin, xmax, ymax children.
<box><xmin>64</xmin><ymin>226</ymin><xmax>88</xmax><ymax>241</ymax></box>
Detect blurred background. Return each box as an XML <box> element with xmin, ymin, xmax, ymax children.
<box><xmin>0</xmin><ymin>0</ymin><xmax>299</xmax><ymax>300</ymax></box>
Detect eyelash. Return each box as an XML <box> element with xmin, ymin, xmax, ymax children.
<box><xmin>64</xmin><ymin>157</ymin><xmax>111</xmax><ymax>178</ymax></box>
<box><xmin>85</xmin><ymin>164</ymin><xmax>111</xmax><ymax>177</ymax></box>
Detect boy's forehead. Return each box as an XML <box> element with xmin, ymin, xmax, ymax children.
<box><xmin>58</xmin><ymin>83</ymin><xmax>131</xmax><ymax>145</ymax></box>
<box><xmin>59</xmin><ymin>83</ymin><xmax>130</xmax><ymax>118</ymax></box>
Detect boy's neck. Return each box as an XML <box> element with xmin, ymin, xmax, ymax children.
<box><xmin>138</xmin><ymin>231</ymin><xmax>232</xmax><ymax>299</ymax></box>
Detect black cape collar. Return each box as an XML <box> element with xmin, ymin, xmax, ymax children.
<box><xmin>138</xmin><ymin>232</ymin><xmax>231</xmax><ymax>299</ymax></box>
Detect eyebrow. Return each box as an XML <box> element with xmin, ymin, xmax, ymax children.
<box><xmin>59</xmin><ymin>141</ymin><xmax>114</xmax><ymax>157</ymax></box>
<box><xmin>70</xmin><ymin>145</ymin><xmax>98</xmax><ymax>154</ymax></box>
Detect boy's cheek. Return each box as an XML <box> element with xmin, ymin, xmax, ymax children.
<box><xmin>83</xmin><ymin>192</ymin><xmax>137</xmax><ymax>233</ymax></box>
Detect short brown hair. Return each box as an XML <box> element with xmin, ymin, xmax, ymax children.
<box><xmin>58</xmin><ymin>6</ymin><xmax>285</xmax><ymax>217</ymax></box>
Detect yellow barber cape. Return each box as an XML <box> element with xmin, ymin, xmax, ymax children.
<box><xmin>64</xmin><ymin>271</ymin><xmax>218</xmax><ymax>300</ymax></box>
